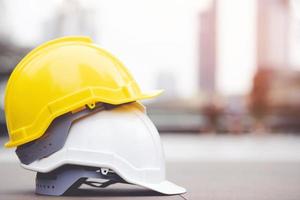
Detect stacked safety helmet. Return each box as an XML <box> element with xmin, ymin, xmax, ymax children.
<box><xmin>4</xmin><ymin>36</ymin><xmax>186</xmax><ymax>196</ymax></box>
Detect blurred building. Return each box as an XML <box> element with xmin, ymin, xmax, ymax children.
<box><xmin>0</xmin><ymin>0</ymin><xmax>9</xmax><ymax>42</ymax></box>
<box><xmin>289</xmin><ymin>0</ymin><xmax>300</xmax><ymax>68</ymax></box>
<box><xmin>43</xmin><ymin>0</ymin><xmax>97</xmax><ymax>40</ymax></box>
<box><xmin>250</xmin><ymin>0</ymin><xmax>300</xmax><ymax>132</ymax></box>
<box><xmin>156</xmin><ymin>71</ymin><xmax>179</xmax><ymax>100</ymax></box>
<box><xmin>199</xmin><ymin>0</ymin><xmax>217</xmax><ymax>97</ymax></box>
<box><xmin>257</xmin><ymin>0</ymin><xmax>290</xmax><ymax>69</ymax></box>
<box><xmin>269</xmin><ymin>70</ymin><xmax>300</xmax><ymax>132</ymax></box>
<box><xmin>250</xmin><ymin>69</ymin><xmax>300</xmax><ymax>132</ymax></box>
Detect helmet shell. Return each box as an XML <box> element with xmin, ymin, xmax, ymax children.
<box><xmin>5</xmin><ymin>36</ymin><xmax>162</xmax><ymax>147</ymax></box>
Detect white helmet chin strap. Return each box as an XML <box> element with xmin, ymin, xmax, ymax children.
<box><xmin>36</xmin><ymin>165</ymin><xmax>126</xmax><ymax>196</ymax></box>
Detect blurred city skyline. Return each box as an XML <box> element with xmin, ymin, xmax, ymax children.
<box><xmin>2</xmin><ymin>0</ymin><xmax>299</xmax><ymax>98</ymax></box>
<box><xmin>1</xmin><ymin>0</ymin><xmax>300</xmax><ymax>133</ymax></box>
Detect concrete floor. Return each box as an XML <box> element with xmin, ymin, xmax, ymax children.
<box><xmin>1</xmin><ymin>134</ymin><xmax>300</xmax><ymax>200</ymax></box>
<box><xmin>1</xmin><ymin>162</ymin><xmax>300</xmax><ymax>200</ymax></box>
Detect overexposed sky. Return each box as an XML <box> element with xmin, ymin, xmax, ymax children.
<box><xmin>3</xmin><ymin>0</ymin><xmax>257</xmax><ymax>97</ymax></box>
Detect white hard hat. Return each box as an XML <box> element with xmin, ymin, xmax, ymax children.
<box><xmin>21</xmin><ymin>102</ymin><xmax>186</xmax><ymax>195</ymax></box>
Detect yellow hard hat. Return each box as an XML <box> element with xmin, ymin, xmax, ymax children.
<box><xmin>4</xmin><ymin>36</ymin><xmax>162</xmax><ymax>148</ymax></box>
